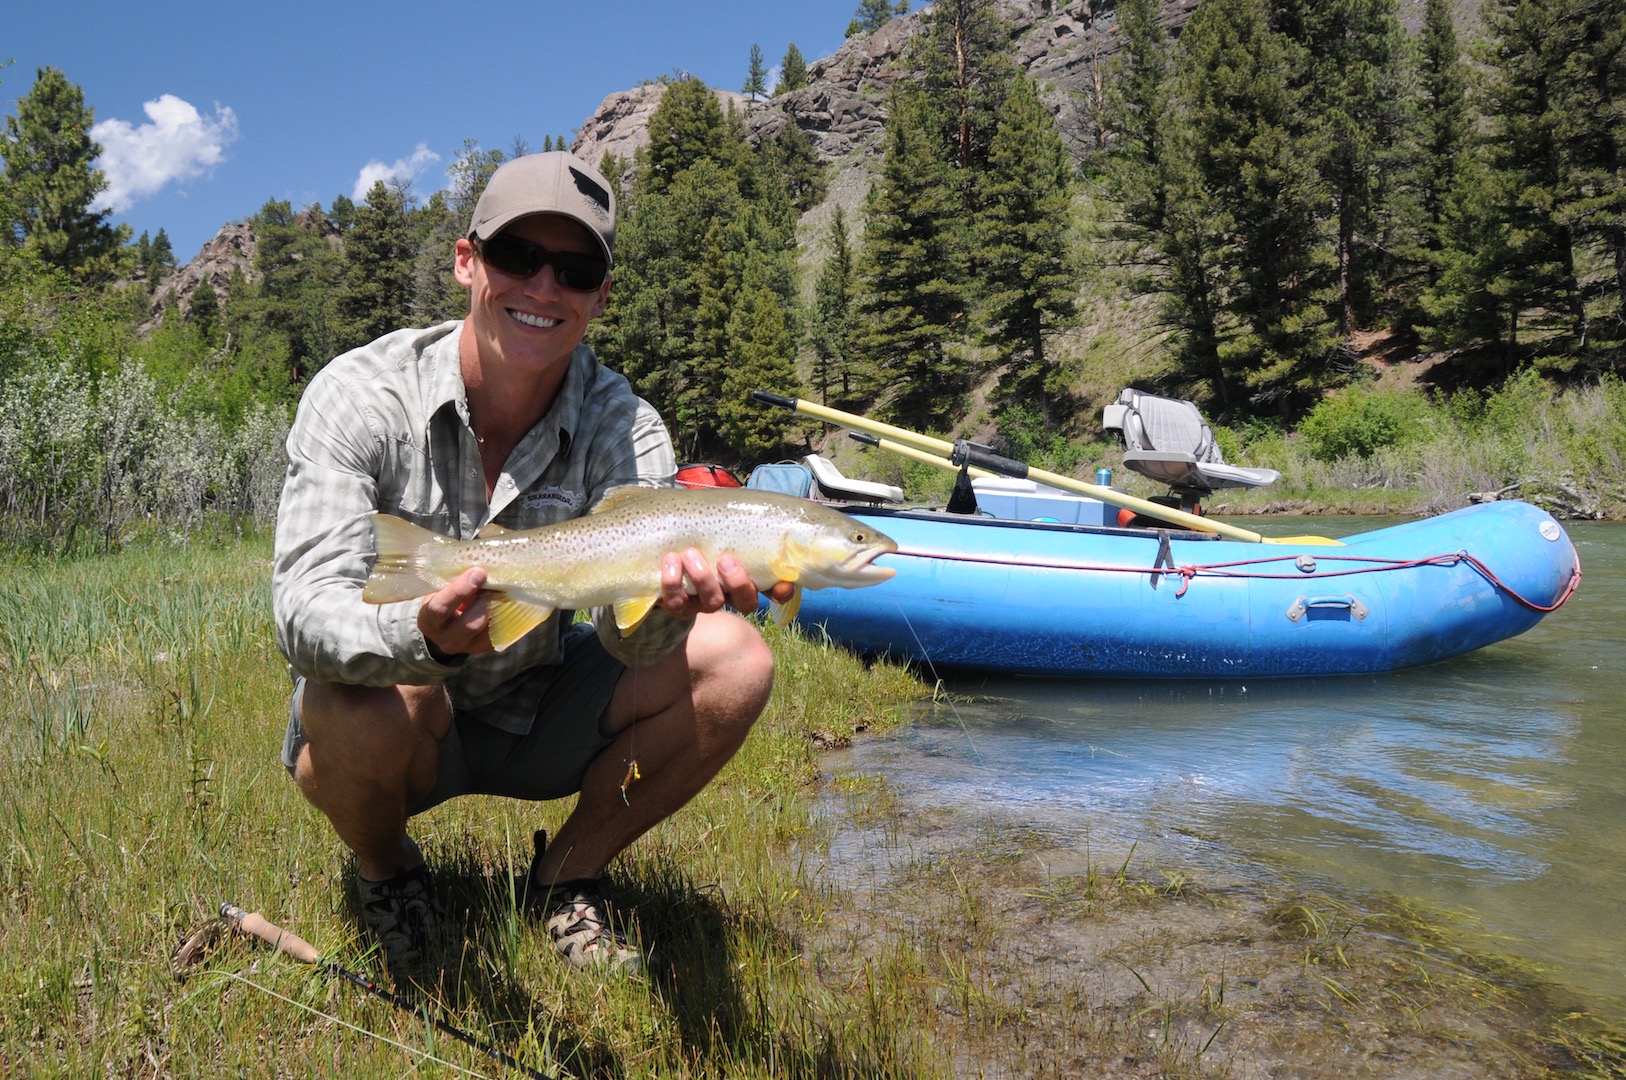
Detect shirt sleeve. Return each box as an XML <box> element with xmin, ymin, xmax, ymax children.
<box><xmin>271</xmin><ymin>373</ymin><xmax>459</xmax><ymax>685</ymax></box>
<box><xmin>583</xmin><ymin>395</ymin><xmax>693</xmax><ymax>668</ymax></box>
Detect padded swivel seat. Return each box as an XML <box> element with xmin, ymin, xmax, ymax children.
<box><xmin>1101</xmin><ymin>389</ymin><xmax>1279</xmax><ymax>512</ymax></box>
<box><xmin>803</xmin><ymin>454</ymin><xmax>905</xmax><ymax>505</ymax></box>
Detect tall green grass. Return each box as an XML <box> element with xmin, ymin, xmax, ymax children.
<box><xmin>0</xmin><ymin>536</ymin><xmax>944</xmax><ymax>1078</ymax></box>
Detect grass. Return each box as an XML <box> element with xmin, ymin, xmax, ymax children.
<box><xmin>2</xmin><ymin>534</ymin><xmax>1623</xmax><ymax>1077</ymax></box>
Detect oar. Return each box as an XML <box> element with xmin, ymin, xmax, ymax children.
<box><xmin>755</xmin><ymin>391</ymin><xmax>1340</xmax><ymax>547</ymax></box>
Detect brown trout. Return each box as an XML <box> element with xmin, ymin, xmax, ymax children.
<box><xmin>362</xmin><ymin>485</ymin><xmax>898</xmax><ymax>650</ymax></box>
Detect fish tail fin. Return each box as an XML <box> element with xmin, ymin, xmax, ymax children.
<box><xmin>362</xmin><ymin>514</ymin><xmax>448</xmax><ymax>603</ymax></box>
<box><xmin>767</xmin><ymin>583</ymin><xmax>803</xmax><ymax>627</ymax></box>
<box><xmin>486</xmin><ymin>594</ymin><xmax>555</xmax><ymax>652</ymax></box>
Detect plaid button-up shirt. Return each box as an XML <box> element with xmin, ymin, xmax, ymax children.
<box><xmin>272</xmin><ymin>320</ymin><xmax>684</xmax><ymax>734</ymax></box>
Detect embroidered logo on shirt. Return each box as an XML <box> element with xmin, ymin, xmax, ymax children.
<box><xmin>521</xmin><ymin>487</ymin><xmax>586</xmax><ymax>514</ymax></box>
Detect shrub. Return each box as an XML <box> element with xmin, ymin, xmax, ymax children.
<box><xmin>1299</xmin><ymin>387</ymin><xmax>1431</xmax><ymax>462</ymax></box>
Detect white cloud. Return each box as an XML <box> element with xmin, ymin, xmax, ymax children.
<box><xmin>352</xmin><ymin>143</ymin><xmax>441</xmax><ymax>202</ymax></box>
<box><xmin>91</xmin><ymin>95</ymin><xmax>239</xmax><ymax>213</ymax></box>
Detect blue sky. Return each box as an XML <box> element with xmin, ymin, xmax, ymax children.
<box><xmin>8</xmin><ymin>2</ymin><xmax>869</xmax><ymax>261</ymax></box>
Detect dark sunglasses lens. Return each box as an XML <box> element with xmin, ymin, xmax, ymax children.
<box><xmin>551</xmin><ymin>254</ymin><xmax>607</xmax><ymax>291</ymax></box>
<box><xmin>480</xmin><ymin>236</ymin><xmax>605</xmax><ymax>291</ymax></box>
<box><xmin>480</xmin><ymin>235</ymin><xmax>543</xmax><ymax>277</ymax></box>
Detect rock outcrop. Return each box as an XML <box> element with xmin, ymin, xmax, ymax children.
<box><xmin>145</xmin><ymin>221</ymin><xmax>257</xmax><ymax>327</ymax></box>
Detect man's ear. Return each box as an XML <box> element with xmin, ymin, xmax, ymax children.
<box><xmin>589</xmin><ymin>275</ymin><xmax>612</xmax><ymax>318</ymax></box>
<box><xmin>453</xmin><ymin>237</ymin><xmax>478</xmax><ymax>288</ymax></box>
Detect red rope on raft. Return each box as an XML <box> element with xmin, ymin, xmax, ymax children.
<box><xmin>890</xmin><ymin>547</ymin><xmax>1582</xmax><ymax>612</ymax></box>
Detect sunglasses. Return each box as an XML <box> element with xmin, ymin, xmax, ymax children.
<box><xmin>474</xmin><ymin>234</ymin><xmax>608</xmax><ymax>291</ymax></box>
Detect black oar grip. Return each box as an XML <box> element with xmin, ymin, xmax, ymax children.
<box><xmin>753</xmin><ymin>390</ymin><xmax>797</xmax><ymax>409</ymax></box>
<box><xmin>953</xmin><ymin>440</ymin><xmax>1029</xmax><ymax>479</ymax></box>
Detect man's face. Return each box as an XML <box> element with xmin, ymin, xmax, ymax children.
<box><xmin>455</xmin><ymin>213</ymin><xmax>611</xmax><ymax>376</ymax></box>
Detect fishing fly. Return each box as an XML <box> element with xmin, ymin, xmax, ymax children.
<box><xmin>620</xmin><ymin>759</ymin><xmax>642</xmax><ymax>804</ymax></box>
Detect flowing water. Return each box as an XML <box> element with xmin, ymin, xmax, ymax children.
<box><xmin>827</xmin><ymin>516</ymin><xmax>1625</xmax><ymax>1010</ymax></box>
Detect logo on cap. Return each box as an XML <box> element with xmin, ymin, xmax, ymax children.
<box><xmin>570</xmin><ymin>167</ymin><xmax>612</xmax><ymax>223</ymax></box>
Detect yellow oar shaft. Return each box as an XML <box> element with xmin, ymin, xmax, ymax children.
<box><xmin>773</xmin><ymin>393</ymin><xmax>1265</xmax><ymax>542</ymax></box>
<box><xmin>862</xmin><ymin>432</ymin><xmax>1267</xmax><ymax>542</ymax></box>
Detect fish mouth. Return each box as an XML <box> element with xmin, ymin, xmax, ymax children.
<box><xmin>843</xmin><ymin>543</ymin><xmax>898</xmax><ymax>583</ymax></box>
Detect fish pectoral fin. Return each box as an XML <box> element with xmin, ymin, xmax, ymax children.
<box><xmin>484</xmin><ymin>594</ymin><xmax>555</xmax><ymax>652</ymax></box>
<box><xmin>769</xmin><ymin>553</ymin><xmax>803</xmax><ymax>584</ymax></box>
<box><xmin>613</xmin><ymin>593</ymin><xmax>660</xmax><ymax>637</ymax></box>
<box><xmin>767</xmin><ymin>583</ymin><xmax>803</xmax><ymax>626</ymax></box>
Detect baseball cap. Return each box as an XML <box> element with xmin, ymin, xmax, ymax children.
<box><xmin>467</xmin><ymin>151</ymin><xmax>616</xmax><ymax>266</ymax></box>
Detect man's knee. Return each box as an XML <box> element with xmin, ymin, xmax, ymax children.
<box><xmin>689</xmin><ymin>613</ymin><xmax>775</xmax><ymax>719</ymax></box>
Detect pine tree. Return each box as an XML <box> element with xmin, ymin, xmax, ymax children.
<box><xmin>1399</xmin><ymin>0</ymin><xmax>1473</xmax><ymax>283</ymax></box>
<box><xmin>335</xmin><ymin>180</ymin><xmax>418</xmax><ymax>351</ymax></box>
<box><xmin>0</xmin><ymin>66</ymin><xmax>127</xmax><ymax>280</ymax></box>
<box><xmin>608</xmin><ymin>157</ymin><xmax>758</xmax><ymax>454</ymax></box>
<box><xmin>912</xmin><ymin>0</ymin><xmax>1016</xmax><ymax>189</ymax></box>
<box><xmin>1393</xmin><ymin>0</ymin><xmax>1484</xmax><ymax>345</ymax></box>
<box><xmin>187</xmin><ymin>277</ymin><xmax>220</xmax><ymax>345</ymax></box>
<box><xmin>743</xmin><ymin>44</ymin><xmax>768</xmax><ymax>102</ymax></box>
<box><xmin>242</xmin><ymin>199</ymin><xmax>343</xmax><ymax>381</ymax></box>
<box><xmin>150</xmin><ymin>228</ymin><xmax>175</xmax><ymax>280</ymax></box>
<box><xmin>1475</xmin><ymin>0</ymin><xmax>1590</xmax><ymax>363</ymax></box>
<box><xmin>327</xmin><ymin>194</ymin><xmax>358</xmax><ymax>232</ymax></box>
<box><xmin>848</xmin><ymin>0</ymin><xmax>900</xmax><ymax>37</ymax></box>
<box><xmin>976</xmin><ymin>76</ymin><xmax>1078</xmax><ymax>418</ymax></box>
<box><xmin>760</xmin><ymin>117</ymin><xmax>826</xmax><ymax>212</ymax></box>
<box><xmin>642</xmin><ymin>78</ymin><xmax>735</xmax><ymax>196</ymax></box>
<box><xmin>1276</xmin><ymin>0</ymin><xmax>1405</xmax><ymax>336</ymax></box>
<box><xmin>1176</xmin><ymin>0</ymin><xmax>1336</xmax><ymax>409</ymax></box>
<box><xmin>854</xmin><ymin>89</ymin><xmax>967</xmax><ymax>430</ymax></box>
<box><xmin>718</xmin><ymin>270</ymin><xmax>806</xmax><ymax>459</ymax></box>
<box><xmin>775</xmin><ymin>44</ymin><xmax>809</xmax><ymax>95</ymax></box>
<box><xmin>1551</xmin><ymin>0</ymin><xmax>1626</xmax><ymax>367</ymax></box>
<box><xmin>810</xmin><ymin>206</ymin><xmax>858</xmax><ymax>406</ymax></box>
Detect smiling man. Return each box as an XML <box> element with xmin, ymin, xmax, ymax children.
<box><xmin>272</xmin><ymin>152</ymin><xmax>785</xmax><ymax>978</ymax></box>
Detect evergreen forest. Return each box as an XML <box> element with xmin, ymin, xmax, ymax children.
<box><xmin>3</xmin><ymin>0</ymin><xmax>1624</xmax><ymax>549</ymax></box>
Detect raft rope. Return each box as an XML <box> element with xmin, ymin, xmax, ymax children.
<box><xmin>890</xmin><ymin>544</ymin><xmax>1582</xmax><ymax>612</ymax></box>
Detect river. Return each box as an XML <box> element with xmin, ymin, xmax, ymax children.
<box><xmin>825</xmin><ymin>516</ymin><xmax>1625</xmax><ymax>1012</ymax></box>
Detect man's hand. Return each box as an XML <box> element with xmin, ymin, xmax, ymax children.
<box><xmin>417</xmin><ymin>567</ymin><xmax>494</xmax><ymax>657</ymax></box>
<box><xmin>659</xmin><ymin>549</ymin><xmax>794</xmax><ymax>620</ymax></box>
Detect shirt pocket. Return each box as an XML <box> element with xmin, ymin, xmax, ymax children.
<box><xmin>376</xmin><ymin>437</ymin><xmax>459</xmax><ymax>535</ymax></box>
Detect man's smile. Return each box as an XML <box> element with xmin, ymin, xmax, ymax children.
<box><xmin>510</xmin><ymin>309</ymin><xmax>561</xmax><ymax>329</ymax></box>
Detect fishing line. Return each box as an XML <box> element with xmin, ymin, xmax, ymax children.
<box><xmin>218</xmin><ymin>902</ymin><xmax>557</xmax><ymax>1079</ymax></box>
<box><xmin>211</xmin><ymin>970</ymin><xmax>501</xmax><ymax>1080</ymax></box>
<box><xmin>891</xmin><ymin>599</ymin><xmax>981</xmax><ymax>762</ymax></box>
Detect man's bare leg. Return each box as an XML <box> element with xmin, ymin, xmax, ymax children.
<box><xmin>533</xmin><ymin>610</ymin><xmax>775</xmax><ymax>886</ymax></box>
<box><xmin>292</xmin><ymin>681</ymin><xmax>451</xmax><ymax>882</ymax></box>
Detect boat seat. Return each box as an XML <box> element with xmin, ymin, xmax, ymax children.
<box><xmin>1102</xmin><ymin>389</ymin><xmax>1279</xmax><ymax>501</ymax></box>
<box><xmin>804</xmin><ymin>454</ymin><xmax>905</xmax><ymax>505</ymax></box>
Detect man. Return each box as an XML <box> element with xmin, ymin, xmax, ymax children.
<box><xmin>272</xmin><ymin>151</ymin><xmax>783</xmax><ymax>975</ymax></box>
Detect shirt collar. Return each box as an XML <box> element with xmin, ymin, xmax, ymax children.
<box><xmin>424</xmin><ymin>327</ymin><xmax>594</xmax><ymax>460</ymax></box>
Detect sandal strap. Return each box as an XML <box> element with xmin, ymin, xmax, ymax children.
<box><xmin>528</xmin><ymin>830</ymin><xmax>643</xmax><ymax>974</ymax></box>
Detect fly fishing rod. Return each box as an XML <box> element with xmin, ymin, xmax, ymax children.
<box><xmin>220</xmin><ymin>902</ymin><xmax>555</xmax><ymax>1079</ymax></box>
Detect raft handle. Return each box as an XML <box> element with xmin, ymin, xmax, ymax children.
<box><xmin>1287</xmin><ymin>594</ymin><xmax>1369</xmax><ymax>623</ymax></box>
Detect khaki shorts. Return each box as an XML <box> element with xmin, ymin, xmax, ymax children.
<box><xmin>281</xmin><ymin>622</ymin><xmax>625</xmax><ymax>815</ymax></box>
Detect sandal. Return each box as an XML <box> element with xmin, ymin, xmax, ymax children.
<box><xmin>528</xmin><ymin>830</ymin><xmax>644</xmax><ymax>975</ymax></box>
<box><xmin>357</xmin><ymin>863</ymin><xmax>443</xmax><ymax>975</ymax></box>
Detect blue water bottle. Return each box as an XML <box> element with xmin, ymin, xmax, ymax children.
<box><xmin>1095</xmin><ymin>466</ymin><xmax>1112</xmax><ymax>487</ymax></box>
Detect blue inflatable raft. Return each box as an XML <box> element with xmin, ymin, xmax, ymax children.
<box><xmin>778</xmin><ymin>494</ymin><xmax>1580</xmax><ymax>679</ymax></box>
